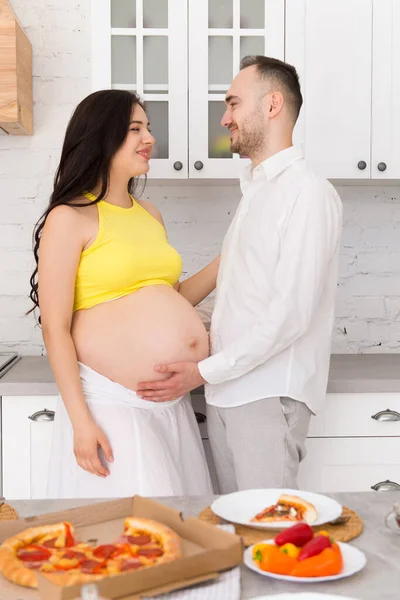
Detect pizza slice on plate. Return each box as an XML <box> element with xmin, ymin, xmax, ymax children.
<box><xmin>251</xmin><ymin>494</ymin><xmax>317</xmax><ymax>525</ymax></box>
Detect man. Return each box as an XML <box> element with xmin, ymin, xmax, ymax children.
<box><xmin>138</xmin><ymin>56</ymin><xmax>343</xmax><ymax>493</ymax></box>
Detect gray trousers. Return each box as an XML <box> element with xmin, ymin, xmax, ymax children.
<box><xmin>206</xmin><ymin>397</ymin><xmax>312</xmax><ymax>494</ymax></box>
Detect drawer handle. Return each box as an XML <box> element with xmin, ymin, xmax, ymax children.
<box><xmin>29</xmin><ymin>409</ymin><xmax>55</xmax><ymax>422</ymax></box>
<box><xmin>195</xmin><ymin>411</ymin><xmax>206</xmax><ymax>423</ymax></box>
<box><xmin>371</xmin><ymin>409</ymin><xmax>400</xmax><ymax>422</ymax></box>
<box><xmin>371</xmin><ymin>479</ymin><xmax>400</xmax><ymax>492</ymax></box>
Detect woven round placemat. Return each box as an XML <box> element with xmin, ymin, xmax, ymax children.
<box><xmin>198</xmin><ymin>505</ymin><xmax>363</xmax><ymax>546</ymax></box>
<box><xmin>0</xmin><ymin>503</ymin><xmax>18</xmax><ymax>521</ymax></box>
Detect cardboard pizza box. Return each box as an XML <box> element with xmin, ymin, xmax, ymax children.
<box><xmin>0</xmin><ymin>496</ymin><xmax>243</xmax><ymax>600</ymax></box>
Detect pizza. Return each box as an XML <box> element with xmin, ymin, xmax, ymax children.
<box><xmin>251</xmin><ymin>494</ymin><xmax>317</xmax><ymax>525</ymax></box>
<box><xmin>0</xmin><ymin>517</ymin><xmax>181</xmax><ymax>589</ymax></box>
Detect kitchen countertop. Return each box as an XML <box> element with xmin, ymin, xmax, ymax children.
<box><xmin>7</xmin><ymin>492</ymin><xmax>400</xmax><ymax>599</ymax></box>
<box><xmin>1</xmin><ymin>354</ymin><xmax>400</xmax><ymax>396</ymax></box>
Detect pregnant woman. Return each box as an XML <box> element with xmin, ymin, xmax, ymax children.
<box><xmin>29</xmin><ymin>90</ymin><xmax>217</xmax><ymax>498</ymax></box>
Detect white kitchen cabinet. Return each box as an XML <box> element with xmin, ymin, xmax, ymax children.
<box><xmin>91</xmin><ymin>0</ymin><xmax>285</xmax><ymax>179</ymax></box>
<box><xmin>286</xmin><ymin>0</ymin><xmax>400</xmax><ymax>180</ymax></box>
<box><xmin>2</xmin><ymin>396</ymin><xmax>57</xmax><ymax>500</ymax></box>
<box><xmin>308</xmin><ymin>393</ymin><xmax>400</xmax><ymax>438</ymax></box>
<box><xmin>92</xmin><ymin>0</ymin><xmax>400</xmax><ymax>181</ymax></box>
<box><xmin>371</xmin><ymin>0</ymin><xmax>400</xmax><ymax>179</ymax></box>
<box><xmin>286</xmin><ymin>0</ymin><xmax>373</xmax><ymax>179</ymax></box>
<box><xmin>298</xmin><ymin>437</ymin><xmax>400</xmax><ymax>493</ymax></box>
<box><xmin>91</xmin><ymin>0</ymin><xmax>188</xmax><ymax>179</ymax></box>
<box><xmin>188</xmin><ymin>0</ymin><xmax>284</xmax><ymax>178</ymax></box>
<box><xmin>299</xmin><ymin>392</ymin><xmax>400</xmax><ymax>493</ymax></box>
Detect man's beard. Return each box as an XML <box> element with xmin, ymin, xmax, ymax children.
<box><xmin>230</xmin><ymin>112</ymin><xmax>266</xmax><ymax>157</ymax></box>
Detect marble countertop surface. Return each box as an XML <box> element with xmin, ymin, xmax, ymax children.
<box><xmin>6</xmin><ymin>491</ymin><xmax>400</xmax><ymax>599</ymax></box>
<box><xmin>1</xmin><ymin>353</ymin><xmax>400</xmax><ymax>396</ymax></box>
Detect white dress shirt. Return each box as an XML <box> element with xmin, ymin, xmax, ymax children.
<box><xmin>198</xmin><ymin>145</ymin><xmax>342</xmax><ymax>415</ymax></box>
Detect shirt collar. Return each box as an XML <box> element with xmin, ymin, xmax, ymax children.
<box><xmin>240</xmin><ymin>145</ymin><xmax>304</xmax><ymax>193</ymax></box>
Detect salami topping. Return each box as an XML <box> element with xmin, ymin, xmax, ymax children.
<box><xmin>42</xmin><ymin>537</ymin><xmax>58</xmax><ymax>548</ymax></box>
<box><xmin>93</xmin><ymin>545</ymin><xmax>118</xmax><ymax>560</ymax></box>
<box><xmin>17</xmin><ymin>547</ymin><xmax>51</xmax><ymax>562</ymax></box>
<box><xmin>120</xmin><ymin>558</ymin><xmax>143</xmax><ymax>572</ymax></box>
<box><xmin>137</xmin><ymin>547</ymin><xmax>163</xmax><ymax>558</ymax></box>
<box><xmin>62</xmin><ymin>550</ymin><xmax>86</xmax><ymax>561</ymax></box>
<box><xmin>127</xmin><ymin>535</ymin><xmax>152</xmax><ymax>546</ymax></box>
<box><xmin>80</xmin><ymin>559</ymin><xmax>105</xmax><ymax>575</ymax></box>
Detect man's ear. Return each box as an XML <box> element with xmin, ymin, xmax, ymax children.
<box><xmin>267</xmin><ymin>91</ymin><xmax>284</xmax><ymax>118</ymax></box>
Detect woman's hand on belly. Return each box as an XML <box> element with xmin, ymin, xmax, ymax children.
<box><xmin>73</xmin><ymin>419</ymin><xmax>114</xmax><ymax>477</ymax></box>
<box><xmin>137</xmin><ymin>360</ymin><xmax>206</xmax><ymax>402</ymax></box>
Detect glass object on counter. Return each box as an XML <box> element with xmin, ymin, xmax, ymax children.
<box><xmin>208</xmin><ymin>102</ymin><xmax>232</xmax><ymax>158</ymax></box>
<box><xmin>385</xmin><ymin>501</ymin><xmax>400</xmax><ymax>535</ymax></box>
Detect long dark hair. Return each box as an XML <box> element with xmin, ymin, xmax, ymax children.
<box><xmin>28</xmin><ymin>89</ymin><xmax>145</xmax><ymax>321</ymax></box>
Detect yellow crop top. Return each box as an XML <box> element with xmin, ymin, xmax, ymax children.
<box><xmin>73</xmin><ymin>192</ymin><xmax>183</xmax><ymax>311</ymax></box>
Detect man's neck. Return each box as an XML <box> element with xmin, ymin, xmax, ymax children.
<box><xmin>251</xmin><ymin>136</ymin><xmax>293</xmax><ymax>168</ymax></box>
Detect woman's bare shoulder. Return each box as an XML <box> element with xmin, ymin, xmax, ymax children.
<box><xmin>43</xmin><ymin>198</ymin><xmax>97</xmax><ymax>236</ymax></box>
<box><xmin>137</xmin><ymin>198</ymin><xmax>164</xmax><ymax>226</ymax></box>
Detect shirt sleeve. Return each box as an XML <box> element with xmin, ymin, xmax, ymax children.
<box><xmin>198</xmin><ymin>179</ymin><xmax>342</xmax><ymax>385</ymax></box>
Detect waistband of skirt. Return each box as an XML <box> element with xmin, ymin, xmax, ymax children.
<box><xmin>78</xmin><ymin>362</ymin><xmax>183</xmax><ymax>410</ymax></box>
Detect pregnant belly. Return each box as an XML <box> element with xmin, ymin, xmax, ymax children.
<box><xmin>71</xmin><ymin>285</ymin><xmax>209</xmax><ymax>391</ymax></box>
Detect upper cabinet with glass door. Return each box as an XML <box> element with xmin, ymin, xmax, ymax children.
<box><xmin>91</xmin><ymin>0</ymin><xmax>188</xmax><ymax>179</ymax></box>
<box><xmin>91</xmin><ymin>0</ymin><xmax>285</xmax><ymax>179</ymax></box>
<box><xmin>189</xmin><ymin>0</ymin><xmax>285</xmax><ymax>178</ymax></box>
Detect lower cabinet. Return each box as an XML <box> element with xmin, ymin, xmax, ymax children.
<box><xmin>299</xmin><ymin>392</ymin><xmax>400</xmax><ymax>493</ymax></box>
<box><xmin>298</xmin><ymin>437</ymin><xmax>400</xmax><ymax>492</ymax></box>
<box><xmin>2</xmin><ymin>392</ymin><xmax>399</xmax><ymax>498</ymax></box>
<box><xmin>2</xmin><ymin>396</ymin><xmax>57</xmax><ymax>500</ymax></box>
<box><xmin>1</xmin><ymin>394</ymin><xmax>219</xmax><ymax>500</ymax></box>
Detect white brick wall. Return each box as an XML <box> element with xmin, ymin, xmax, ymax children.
<box><xmin>1</xmin><ymin>0</ymin><xmax>400</xmax><ymax>355</ymax></box>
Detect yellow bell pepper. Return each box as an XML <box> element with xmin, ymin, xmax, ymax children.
<box><xmin>279</xmin><ymin>542</ymin><xmax>300</xmax><ymax>558</ymax></box>
<box><xmin>252</xmin><ymin>543</ymin><xmax>273</xmax><ymax>563</ymax></box>
<box><xmin>316</xmin><ymin>530</ymin><xmax>335</xmax><ymax>543</ymax></box>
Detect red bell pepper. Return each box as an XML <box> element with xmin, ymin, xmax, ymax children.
<box><xmin>64</xmin><ymin>522</ymin><xmax>75</xmax><ymax>547</ymax></box>
<box><xmin>298</xmin><ymin>534</ymin><xmax>332</xmax><ymax>561</ymax></box>
<box><xmin>274</xmin><ymin>523</ymin><xmax>314</xmax><ymax>547</ymax></box>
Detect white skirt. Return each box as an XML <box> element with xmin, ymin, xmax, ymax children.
<box><xmin>47</xmin><ymin>363</ymin><xmax>213</xmax><ymax>499</ymax></box>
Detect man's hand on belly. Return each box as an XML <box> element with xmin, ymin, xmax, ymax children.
<box><xmin>137</xmin><ymin>362</ymin><xmax>206</xmax><ymax>402</ymax></box>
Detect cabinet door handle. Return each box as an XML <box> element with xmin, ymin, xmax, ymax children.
<box><xmin>173</xmin><ymin>161</ymin><xmax>183</xmax><ymax>171</ymax></box>
<box><xmin>29</xmin><ymin>409</ymin><xmax>55</xmax><ymax>422</ymax></box>
<box><xmin>377</xmin><ymin>162</ymin><xmax>387</xmax><ymax>172</ymax></box>
<box><xmin>371</xmin><ymin>409</ymin><xmax>400</xmax><ymax>422</ymax></box>
<box><xmin>371</xmin><ymin>479</ymin><xmax>400</xmax><ymax>492</ymax></box>
<box><xmin>194</xmin><ymin>160</ymin><xmax>204</xmax><ymax>171</ymax></box>
<box><xmin>357</xmin><ymin>160</ymin><xmax>367</xmax><ymax>170</ymax></box>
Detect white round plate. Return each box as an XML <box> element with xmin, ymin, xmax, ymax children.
<box><xmin>252</xmin><ymin>595</ymin><xmax>360</xmax><ymax>599</ymax></box>
<box><xmin>244</xmin><ymin>540</ymin><xmax>366</xmax><ymax>583</ymax></box>
<box><xmin>211</xmin><ymin>488</ymin><xmax>342</xmax><ymax>529</ymax></box>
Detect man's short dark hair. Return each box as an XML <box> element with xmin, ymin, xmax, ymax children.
<box><xmin>240</xmin><ymin>55</ymin><xmax>303</xmax><ymax>122</ymax></box>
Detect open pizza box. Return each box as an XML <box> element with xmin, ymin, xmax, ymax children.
<box><xmin>0</xmin><ymin>496</ymin><xmax>243</xmax><ymax>600</ymax></box>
